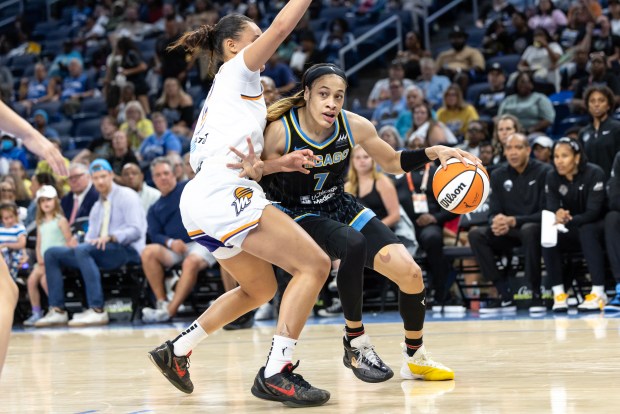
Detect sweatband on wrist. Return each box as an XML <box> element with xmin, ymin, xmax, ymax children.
<box><xmin>400</xmin><ymin>149</ymin><xmax>430</xmax><ymax>172</ymax></box>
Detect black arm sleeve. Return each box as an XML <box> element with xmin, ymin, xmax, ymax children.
<box><xmin>400</xmin><ymin>149</ymin><xmax>431</xmax><ymax>172</ymax></box>
<box><xmin>571</xmin><ymin>168</ymin><xmax>606</xmax><ymax>227</ymax></box>
<box><xmin>545</xmin><ymin>170</ymin><xmax>561</xmax><ymax>212</ymax></box>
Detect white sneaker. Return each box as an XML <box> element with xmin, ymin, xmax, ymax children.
<box><xmin>34</xmin><ymin>308</ymin><xmax>68</xmax><ymax>327</ymax></box>
<box><xmin>255</xmin><ymin>302</ymin><xmax>274</xmax><ymax>321</ymax></box>
<box><xmin>142</xmin><ymin>307</ymin><xmax>171</xmax><ymax>323</ymax></box>
<box><xmin>552</xmin><ymin>293</ymin><xmax>569</xmax><ymax>312</ymax></box>
<box><xmin>400</xmin><ymin>344</ymin><xmax>454</xmax><ymax>381</ymax></box>
<box><xmin>68</xmin><ymin>308</ymin><xmax>109</xmax><ymax>326</ymax></box>
<box><xmin>165</xmin><ymin>275</ymin><xmax>179</xmax><ymax>302</ymax></box>
<box><xmin>577</xmin><ymin>293</ymin><xmax>608</xmax><ymax>311</ymax></box>
<box><xmin>23</xmin><ymin>311</ymin><xmax>44</xmax><ymax>326</ymax></box>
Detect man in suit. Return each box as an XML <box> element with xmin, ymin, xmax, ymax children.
<box><xmin>61</xmin><ymin>162</ymin><xmax>99</xmax><ymax>225</ymax></box>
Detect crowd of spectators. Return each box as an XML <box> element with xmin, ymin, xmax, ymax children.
<box><xmin>0</xmin><ymin>0</ymin><xmax>619</xmax><ymax>326</ymax></box>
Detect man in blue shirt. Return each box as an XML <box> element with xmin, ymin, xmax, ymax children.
<box><xmin>35</xmin><ymin>159</ymin><xmax>146</xmax><ymax>327</ymax></box>
<box><xmin>140</xmin><ymin>157</ymin><xmax>216</xmax><ymax>323</ymax></box>
<box><xmin>139</xmin><ymin>112</ymin><xmax>182</xmax><ymax>163</ymax></box>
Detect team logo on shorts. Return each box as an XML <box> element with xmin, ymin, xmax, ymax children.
<box><xmin>232</xmin><ymin>187</ymin><xmax>253</xmax><ymax>216</ymax></box>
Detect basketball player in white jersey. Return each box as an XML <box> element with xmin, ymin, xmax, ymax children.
<box><xmin>0</xmin><ymin>100</ymin><xmax>68</xmax><ymax>377</ymax></box>
<box><xmin>147</xmin><ymin>2</ymin><xmax>332</xmax><ymax>408</ymax></box>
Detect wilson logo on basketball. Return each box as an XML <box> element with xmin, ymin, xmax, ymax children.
<box><xmin>439</xmin><ymin>182</ymin><xmax>467</xmax><ymax>208</ymax></box>
<box><xmin>232</xmin><ymin>187</ymin><xmax>253</xmax><ymax>216</ymax></box>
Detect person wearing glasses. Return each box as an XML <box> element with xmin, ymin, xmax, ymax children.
<box><xmin>35</xmin><ymin>158</ymin><xmax>146</xmax><ymax>327</ymax></box>
<box><xmin>543</xmin><ymin>138</ymin><xmax>607</xmax><ymax>312</ymax></box>
<box><xmin>61</xmin><ymin>163</ymin><xmax>99</xmax><ymax>226</ymax></box>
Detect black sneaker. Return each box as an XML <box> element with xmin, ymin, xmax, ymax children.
<box><xmin>529</xmin><ymin>296</ymin><xmax>547</xmax><ymax>313</ymax></box>
<box><xmin>148</xmin><ymin>340</ymin><xmax>194</xmax><ymax>394</ymax></box>
<box><xmin>342</xmin><ymin>334</ymin><xmax>394</xmax><ymax>383</ymax></box>
<box><xmin>251</xmin><ymin>362</ymin><xmax>330</xmax><ymax>408</ymax></box>
<box><xmin>479</xmin><ymin>298</ymin><xmax>517</xmax><ymax>314</ymax></box>
<box><xmin>223</xmin><ymin>311</ymin><xmax>255</xmax><ymax>330</ymax></box>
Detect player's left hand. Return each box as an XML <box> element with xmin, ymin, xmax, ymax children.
<box><xmin>228</xmin><ymin>137</ymin><xmax>265</xmax><ymax>181</ymax></box>
<box><xmin>426</xmin><ymin>145</ymin><xmax>481</xmax><ymax>170</ymax></box>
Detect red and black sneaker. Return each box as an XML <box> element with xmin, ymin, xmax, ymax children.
<box><xmin>251</xmin><ymin>361</ymin><xmax>330</xmax><ymax>408</ymax></box>
<box><xmin>148</xmin><ymin>340</ymin><xmax>194</xmax><ymax>394</ymax></box>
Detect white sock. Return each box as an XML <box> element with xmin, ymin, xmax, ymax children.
<box><xmin>591</xmin><ymin>285</ymin><xmax>605</xmax><ymax>297</ymax></box>
<box><xmin>264</xmin><ymin>335</ymin><xmax>297</xmax><ymax>378</ymax></box>
<box><xmin>552</xmin><ymin>285</ymin><xmax>565</xmax><ymax>297</ymax></box>
<box><xmin>172</xmin><ymin>320</ymin><xmax>208</xmax><ymax>357</ymax></box>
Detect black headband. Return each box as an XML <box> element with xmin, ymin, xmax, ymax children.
<box><xmin>302</xmin><ymin>64</ymin><xmax>347</xmax><ymax>89</ymax></box>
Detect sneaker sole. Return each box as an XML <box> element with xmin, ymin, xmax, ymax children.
<box><xmin>67</xmin><ymin>320</ymin><xmax>109</xmax><ymax>327</ymax></box>
<box><xmin>147</xmin><ymin>351</ymin><xmax>193</xmax><ymax>394</ymax></box>
<box><xmin>34</xmin><ymin>321</ymin><xmax>68</xmax><ymax>328</ymax></box>
<box><xmin>342</xmin><ymin>355</ymin><xmax>394</xmax><ymax>383</ymax></box>
<box><xmin>406</xmin><ymin>363</ymin><xmax>455</xmax><ymax>381</ymax></box>
<box><xmin>250</xmin><ymin>385</ymin><xmax>330</xmax><ymax>408</ymax></box>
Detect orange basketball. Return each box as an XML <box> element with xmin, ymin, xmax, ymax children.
<box><xmin>432</xmin><ymin>158</ymin><xmax>490</xmax><ymax>214</ymax></box>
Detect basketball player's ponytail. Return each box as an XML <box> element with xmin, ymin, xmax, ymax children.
<box><xmin>168</xmin><ymin>24</ymin><xmax>214</xmax><ymax>57</ymax></box>
<box><xmin>267</xmin><ymin>91</ymin><xmax>305</xmax><ymax>122</ymax></box>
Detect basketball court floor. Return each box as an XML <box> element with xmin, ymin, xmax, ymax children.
<box><xmin>3</xmin><ymin>310</ymin><xmax>620</xmax><ymax>413</ymax></box>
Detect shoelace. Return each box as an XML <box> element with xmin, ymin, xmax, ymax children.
<box><xmin>282</xmin><ymin>361</ymin><xmax>311</xmax><ymax>389</ymax></box>
<box><xmin>355</xmin><ymin>343</ymin><xmax>382</xmax><ymax>367</ymax></box>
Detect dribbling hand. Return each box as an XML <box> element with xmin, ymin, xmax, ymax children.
<box><xmin>426</xmin><ymin>145</ymin><xmax>482</xmax><ymax>170</ymax></box>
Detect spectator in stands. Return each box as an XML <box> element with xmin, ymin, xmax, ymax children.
<box><xmin>59</xmin><ymin>59</ymin><xmax>94</xmax><ymax>116</ymax></box>
<box><xmin>482</xmin><ymin>18</ymin><xmax>513</xmax><ymax>58</ymax></box>
<box><xmin>319</xmin><ymin>17</ymin><xmax>357</xmax><ymax>66</ymax></box>
<box><xmin>479</xmin><ymin>140</ymin><xmax>497</xmax><ymax>173</ymax></box>
<box><xmin>580</xmin><ymin>15</ymin><xmax>617</xmax><ymax>57</ymax></box>
<box><xmin>62</xmin><ymin>162</ymin><xmax>98</xmax><ymax>225</ymax></box>
<box><xmin>0</xmin><ymin>132</ymin><xmax>28</xmax><ymax>169</ymax></box>
<box><xmin>395</xmin><ymin>84</ymin><xmax>426</xmax><ymax>138</ymax></box>
<box><xmin>49</xmin><ymin>41</ymin><xmax>84</xmax><ymax>80</ymax></box>
<box><xmin>493</xmin><ymin>113</ymin><xmax>522</xmax><ymax>152</ymax></box>
<box><xmin>476</xmin><ymin>0</ymin><xmax>516</xmax><ymax>29</ymax></box>
<box><xmin>497</xmin><ymin>72</ymin><xmax>555</xmax><ymax>135</ymax></box>
<box><xmin>114</xmin><ymin>82</ymin><xmax>136</xmax><ymax>123</ymax></box>
<box><xmin>518</xmin><ymin>28</ymin><xmax>563</xmax><ymax>92</ymax></box>
<box><xmin>510</xmin><ymin>11</ymin><xmax>534</xmax><ymax>55</ymax></box>
<box><xmin>73</xmin><ymin>116</ymin><xmax>118</xmax><ymax>165</ymax></box>
<box><xmin>154</xmin><ymin>78</ymin><xmax>194</xmax><ymax>138</ymax></box>
<box><xmin>9</xmin><ymin>160</ymin><xmax>31</xmax><ymax>198</ymax></box>
<box><xmin>108</xmin><ymin>130</ymin><xmax>139</xmax><ymax>178</ymax></box>
<box><xmin>260</xmin><ymin>76</ymin><xmax>279</xmax><ymax>107</ymax></box>
<box><xmin>140</xmin><ymin>158</ymin><xmax>217</xmax><ymax>323</ymax></box>
<box><xmin>115</xmin><ymin>37</ymin><xmax>150</xmax><ymax>114</ymax></box>
<box><xmin>371</xmin><ymin>78</ymin><xmax>407</xmax><ymax>127</ymax></box>
<box><xmin>182</xmin><ymin>152</ymin><xmax>194</xmax><ymax>181</ymax></box>
<box><xmin>604</xmin><ymin>152</ymin><xmax>620</xmax><ymax>311</ymax></box>
<box><xmin>396</xmin><ymin>31</ymin><xmax>430</xmax><ymax>81</ymax></box>
<box><xmin>475</xmin><ymin>62</ymin><xmax>507</xmax><ymax>118</ymax></box>
<box><xmin>168</xmin><ymin>152</ymin><xmax>186</xmax><ymax>183</ymax></box>
<box><xmin>531</xmin><ymin>135</ymin><xmax>554</xmax><ymax>164</ymax></box>
<box><xmin>543</xmin><ymin>138</ymin><xmax>607</xmax><ymax>312</ymax></box>
<box><xmin>155</xmin><ymin>16</ymin><xmax>188</xmax><ymax>88</ymax></box>
<box><xmin>31</xmin><ymin>109</ymin><xmax>58</xmax><ymax>139</ymax></box>
<box><xmin>23</xmin><ymin>185</ymin><xmax>74</xmax><ymax>326</ymax></box>
<box><xmin>24</xmin><ymin>172</ymin><xmax>57</xmax><ymax>227</ymax></box>
<box><xmin>245</xmin><ymin>1</ymin><xmax>269</xmax><ymax>29</ymax></box>
<box><xmin>262</xmin><ymin>53</ymin><xmax>297</xmax><ymax>97</ymax></box>
<box><xmin>69</xmin><ymin>0</ymin><xmax>92</xmax><ymax>30</ymax></box>
<box><xmin>75</xmin><ymin>15</ymin><xmax>106</xmax><ymax>49</ymax></box>
<box><xmin>120</xmin><ymin>100</ymin><xmax>154</xmax><ymax>151</ymax></box>
<box><xmin>560</xmin><ymin>47</ymin><xmax>590</xmax><ymax>91</ymax></box>
<box><xmin>185</xmin><ymin>0</ymin><xmax>219</xmax><ymax>28</ymax></box>
<box><xmin>407</xmin><ymin>102</ymin><xmax>457</xmax><ymax>146</ymax></box>
<box><xmin>436</xmin><ymin>25</ymin><xmax>486</xmax><ymax>90</ymax></box>
<box><xmin>121</xmin><ymin>162</ymin><xmax>160</xmax><ymax>213</ymax></box>
<box><xmin>528</xmin><ymin>0</ymin><xmax>568</xmax><ymax>36</ymax></box>
<box><xmin>378</xmin><ymin>125</ymin><xmax>404</xmax><ymax>150</ymax></box>
<box><xmin>35</xmin><ymin>159</ymin><xmax>146</xmax><ymax>327</ymax></box>
<box><xmin>16</xmin><ymin>63</ymin><xmax>57</xmax><ymax>115</ymax></box>
<box><xmin>277</xmin><ymin>34</ymin><xmax>299</xmax><ymax>65</ymax></box>
<box><xmin>469</xmin><ymin>133</ymin><xmax>552</xmax><ymax>314</ymax></box>
<box><xmin>0</xmin><ymin>203</ymin><xmax>27</xmax><ymax>280</ymax></box>
<box><xmin>139</xmin><ymin>112</ymin><xmax>182</xmax><ymax>164</ymax></box>
<box><xmin>289</xmin><ymin>31</ymin><xmax>325</xmax><ymax>80</ymax></box>
<box><xmin>110</xmin><ymin>3</ymin><xmax>154</xmax><ymax>43</ymax></box>
<box><xmin>393</xmin><ymin>144</ymin><xmax>457</xmax><ymax>308</ymax></box>
<box><xmin>3</xmin><ymin>172</ymin><xmax>29</xmax><ymax>209</ymax></box>
<box><xmin>368</xmin><ymin>59</ymin><xmax>415</xmax><ymax>109</ymax></box>
<box><xmin>415</xmin><ymin>58</ymin><xmax>450</xmax><ymax>107</ymax></box>
<box><xmin>558</xmin><ymin>3</ymin><xmax>590</xmax><ymax>51</ymax></box>
<box><xmin>456</xmin><ymin>120</ymin><xmax>488</xmax><ymax>157</ymax></box>
<box><xmin>572</xmin><ymin>53</ymin><xmax>620</xmax><ymax>112</ymax></box>
<box><xmin>578</xmin><ymin>85</ymin><xmax>620</xmax><ymax>179</ymax></box>
<box><xmin>436</xmin><ymin>84</ymin><xmax>479</xmax><ymax>139</ymax></box>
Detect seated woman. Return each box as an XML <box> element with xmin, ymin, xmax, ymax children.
<box><xmin>497</xmin><ymin>71</ymin><xmax>555</xmax><ymax>135</ymax></box>
<box><xmin>378</xmin><ymin>125</ymin><xmax>404</xmax><ymax>151</ymax></box>
<box><xmin>436</xmin><ymin>84</ymin><xmax>479</xmax><ymax>140</ymax></box>
<box><xmin>154</xmin><ymin>77</ymin><xmax>195</xmax><ymax>138</ymax></box>
<box><xmin>518</xmin><ymin>27</ymin><xmax>563</xmax><ymax>92</ymax></box>
<box><xmin>543</xmin><ymin>138</ymin><xmax>608</xmax><ymax>312</ymax></box>
<box><xmin>492</xmin><ymin>114</ymin><xmax>523</xmax><ymax>164</ymax></box>
<box><xmin>395</xmin><ymin>85</ymin><xmax>427</xmax><ymax>138</ymax></box>
<box><xmin>119</xmin><ymin>100</ymin><xmax>154</xmax><ymax>151</ymax></box>
<box><xmin>528</xmin><ymin>0</ymin><xmax>568</xmax><ymax>37</ymax></box>
<box><xmin>407</xmin><ymin>102</ymin><xmax>457</xmax><ymax>146</ymax></box>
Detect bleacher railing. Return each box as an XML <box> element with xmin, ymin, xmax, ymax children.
<box><xmin>338</xmin><ymin>13</ymin><xmax>403</xmax><ymax>78</ymax></box>
<box><xmin>0</xmin><ymin>0</ymin><xmax>23</xmax><ymax>29</ymax></box>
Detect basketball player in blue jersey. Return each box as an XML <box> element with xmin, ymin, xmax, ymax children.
<box><xmin>0</xmin><ymin>100</ymin><xmax>68</xmax><ymax>377</ymax></box>
<box><xmin>235</xmin><ymin>63</ymin><xmax>480</xmax><ymax>383</ymax></box>
<box><xmin>146</xmin><ymin>2</ymin><xmax>335</xmax><ymax>408</ymax></box>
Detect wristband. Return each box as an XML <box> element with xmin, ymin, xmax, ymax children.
<box><xmin>400</xmin><ymin>149</ymin><xmax>430</xmax><ymax>172</ymax></box>
<box><xmin>166</xmin><ymin>239</ymin><xmax>173</xmax><ymax>248</ymax></box>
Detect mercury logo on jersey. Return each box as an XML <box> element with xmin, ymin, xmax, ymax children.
<box><xmin>232</xmin><ymin>187</ymin><xmax>253</xmax><ymax>216</ymax></box>
<box><xmin>313</xmin><ymin>148</ymin><xmax>349</xmax><ymax>168</ymax></box>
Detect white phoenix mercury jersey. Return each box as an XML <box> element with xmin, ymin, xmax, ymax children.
<box><xmin>189</xmin><ymin>48</ymin><xmax>267</xmax><ymax>172</ymax></box>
